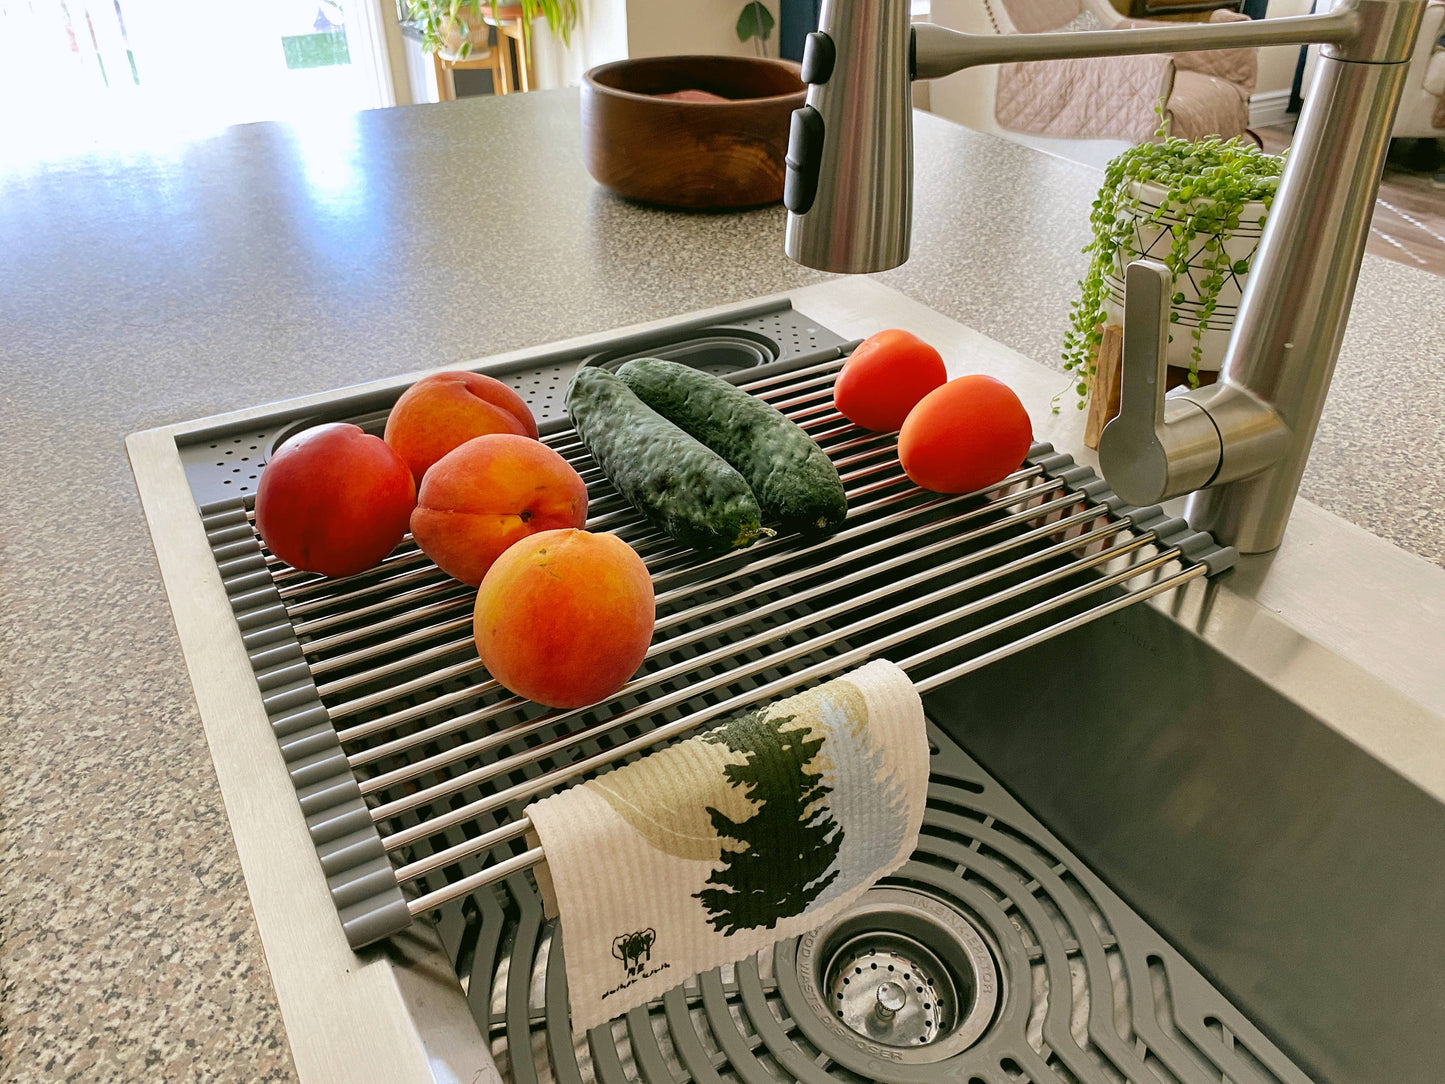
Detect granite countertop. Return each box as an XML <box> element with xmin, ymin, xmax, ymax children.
<box><xmin>1</xmin><ymin>88</ymin><xmax>1441</xmax><ymax>1082</ymax></box>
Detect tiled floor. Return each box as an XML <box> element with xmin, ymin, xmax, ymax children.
<box><xmin>1258</xmin><ymin>123</ymin><xmax>1445</xmax><ymax>277</ymax></box>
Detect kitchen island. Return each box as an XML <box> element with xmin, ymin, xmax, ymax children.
<box><xmin>1</xmin><ymin>88</ymin><xmax>1442</xmax><ymax>1082</ymax></box>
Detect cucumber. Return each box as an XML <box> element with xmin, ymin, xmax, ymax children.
<box><xmin>565</xmin><ymin>367</ymin><xmax>771</xmax><ymax>554</ymax></box>
<box><xmin>616</xmin><ymin>358</ymin><xmax>847</xmax><ymax>537</ymax></box>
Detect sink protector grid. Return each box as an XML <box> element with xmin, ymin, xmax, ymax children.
<box><xmin>467</xmin><ymin>726</ymin><xmax>1315</xmax><ymax>1084</ymax></box>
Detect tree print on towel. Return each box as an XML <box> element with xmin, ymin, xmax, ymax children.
<box><xmin>694</xmin><ymin>709</ymin><xmax>844</xmax><ymax>934</ymax></box>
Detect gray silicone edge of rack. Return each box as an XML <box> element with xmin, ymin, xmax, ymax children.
<box><xmin>202</xmin><ymin>500</ymin><xmax>412</xmax><ymax>948</ymax></box>
<box><xmin>1027</xmin><ymin>448</ymin><xmax>1239</xmax><ymax>576</ymax></box>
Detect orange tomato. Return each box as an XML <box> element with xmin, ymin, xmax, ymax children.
<box><xmin>898</xmin><ymin>376</ymin><xmax>1033</xmax><ymax>494</ymax></box>
<box><xmin>834</xmin><ymin>329</ymin><xmax>947</xmax><ymax>432</ymax></box>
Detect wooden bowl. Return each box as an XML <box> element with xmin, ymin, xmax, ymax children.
<box><xmin>581</xmin><ymin>56</ymin><xmax>806</xmax><ymax>210</ymax></box>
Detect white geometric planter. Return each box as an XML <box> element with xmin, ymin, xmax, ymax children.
<box><xmin>1102</xmin><ymin>180</ymin><xmax>1269</xmax><ymax>373</ymax></box>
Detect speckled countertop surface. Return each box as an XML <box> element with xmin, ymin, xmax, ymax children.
<box><xmin>1</xmin><ymin>88</ymin><xmax>1441</xmax><ymax>1082</ymax></box>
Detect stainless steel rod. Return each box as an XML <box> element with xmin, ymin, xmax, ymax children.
<box><xmin>780</xmin><ymin>399</ymin><xmax>845</xmax><ymax>425</ymax></box>
<box><xmin>401</xmin><ymin>560</ymin><xmax>1204</xmax><ymax>911</ymax></box>
<box><xmin>302</xmin><ymin>592</ymin><xmax>474</xmax><ymax>657</ymax></box>
<box><xmin>392</xmin><ymin>817</ymin><xmax>535</xmax><ymax>883</ymax></box>
<box><xmin>740</xmin><ymin>355</ymin><xmax>847</xmax><ymax>392</ymax></box>
<box><xmin>279</xmin><ymin>547</ymin><xmax>431</xmax><ymax>605</ymax></box>
<box><xmin>327</xmin><ymin>656</ymin><xmax>487</xmax><ymax>721</ymax></box>
<box><xmin>285</xmin><ymin>562</ymin><xmax>440</xmax><ymax>613</ymax></box>
<box><xmin>650</xmin><ymin>481</ymin><xmax>1069</xmax><ymax>623</ymax></box>
<box><xmin>910</xmin><ymin>565</ymin><xmax>1208</xmax><ymax>693</ymax></box>
<box><xmin>293</xmin><ymin>581</ymin><xmax>473</xmax><ymax>638</ymax></box>
<box><xmin>406</xmin><ymin>846</ymin><xmax>546</xmax><ymax>916</ymax></box>
<box><xmin>332</xmin><ymin>471</ymin><xmax>1044</xmax><ymax>748</ymax></box>
<box><xmin>648</xmin><ymin>465</ymin><xmax>1043</xmax><ymax>593</ymax></box>
<box><xmin>319</xmin><ymin>455</ymin><xmax>948</xmax><ymax>706</ymax></box>
<box><xmin>315</xmin><ymin>636</ymin><xmax>478</xmax><ymax>700</ymax></box>
<box><xmin>307</xmin><ymin>614</ymin><xmax>474</xmax><ymax>676</ymax></box>
<box><xmin>353</xmin><ymin>497</ymin><xmax>1105</xmax><ymax>780</ymax></box>
<box><xmin>374</xmin><ymin>533</ymin><xmax>1156</xmax><ymax>834</ymax></box>
<box><xmin>762</xmin><ymin>373</ymin><xmax>849</xmax><ymax>407</ymax></box>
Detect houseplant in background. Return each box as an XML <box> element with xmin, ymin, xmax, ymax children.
<box><xmin>406</xmin><ymin>0</ymin><xmax>577</xmax><ymax>59</ymax></box>
<box><xmin>736</xmin><ymin>1</ymin><xmax>776</xmax><ymax>56</ymax></box>
<box><xmin>1062</xmin><ymin>133</ymin><xmax>1285</xmax><ymax>431</ymax></box>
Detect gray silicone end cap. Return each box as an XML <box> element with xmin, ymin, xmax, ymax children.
<box><xmin>340</xmin><ymin>887</ymin><xmax>412</xmax><ymax>949</ymax></box>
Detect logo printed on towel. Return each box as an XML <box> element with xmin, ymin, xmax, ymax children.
<box><xmin>612</xmin><ymin>928</ymin><xmax>656</xmax><ymax>976</ymax></box>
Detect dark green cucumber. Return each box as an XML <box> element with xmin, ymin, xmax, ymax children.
<box><xmin>616</xmin><ymin>358</ymin><xmax>847</xmax><ymax>537</ymax></box>
<box><xmin>565</xmin><ymin>367</ymin><xmax>770</xmax><ymax>554</ymax></box>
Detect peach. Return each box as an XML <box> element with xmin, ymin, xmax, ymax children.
<box><xmin>474</xmin><ymin>529</ymin><xmax>655</xmax><ymax>709</ymax></box>
<box><xmin>254</xmin><ymin>422</ymin><xmax>416</xmax><ymax>578</ymax></box>
<box><xmin>384</xmin><ymin>371</ymin><xmax>539</xmax><ymax>485</ymax></box>
<box><xmin>411</xmin><ymin>433</ymin><xmax>587</xmax><ymax>586</ymax></box>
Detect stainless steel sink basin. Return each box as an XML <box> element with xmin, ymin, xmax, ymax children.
<box><xmin>127</xmin><ymin>278</ymin><xmax>1445</xmax><ymax>1084</ymax></box>
<box><xmin>928</xmin><ymin>595</ymin><xmax>1445</xmax><ymax>1083</ymax></box>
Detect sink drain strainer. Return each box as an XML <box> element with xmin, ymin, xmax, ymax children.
<box><xmin>824</xmin><ymin>931</ymin><xmax>957</xmax><ymax>1046</ymax></box>
<box><xmin>797</xmin><ymin>887</ymin><xmax>1001</xmax><ymax>1062</ymax></box>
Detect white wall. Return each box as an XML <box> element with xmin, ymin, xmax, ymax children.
<box><xmin>625</xmin><ymin>0</ymin><xmax>775</xmax><ymax>58</ymax></box>
<box><xmin>1256</xmin><ymin>0</ymin><xmax>1313</xmax><ymax>96</ymax></box>
<box><xmin>530</xmin><ymin>0</ymin><xmax>631</xmax><ymax>89</ymax></box>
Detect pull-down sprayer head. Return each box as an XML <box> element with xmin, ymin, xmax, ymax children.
<box><xmin>783</xmin><ymin>0</ymin><xmax>914</xmax><ymax>274</ymax></box>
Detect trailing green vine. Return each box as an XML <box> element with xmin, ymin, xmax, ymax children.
<box><xmin>1060</xmin><ymin>134</ymin><xmax>1285</xmax><ymax>411</ymax></box>
<box><xmin>406</xmin><ymin>0</ymin><xmax>579</xmax><ymax>58</ymax></box>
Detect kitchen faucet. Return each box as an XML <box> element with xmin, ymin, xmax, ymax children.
<box><xmin>782</xmin><ymin>0</ymin><xmax>1428</xmax><ymax>553</ymax></box>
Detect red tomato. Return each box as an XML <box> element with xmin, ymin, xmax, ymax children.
<box><xmin>898</xmin><ymin>376</ymin><xmax>1033</xmax><ymax>494</ymax></box>
<box><xmin>834</xmin><ymin>329</ymin><xmax>947</xmax><ymax>431</ymax></box>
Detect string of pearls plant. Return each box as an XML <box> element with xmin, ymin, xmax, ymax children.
<box><xmin>1060</xmin><ymin>134</ymin><xmax>1286</xmax><ymax>411</ymax></box>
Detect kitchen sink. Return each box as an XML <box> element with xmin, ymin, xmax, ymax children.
<box><xmin>127</xmin><ymin>278</ymin><xmax>1445</xmax><ymax>1084</ymax></box>
<box><xmin>930</xmin><ymin>599</ymin><xmax>1445</xmax><ymax>1083</ymax></box>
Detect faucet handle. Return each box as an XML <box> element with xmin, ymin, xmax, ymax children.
<box><xmin>1116</xmin><ymin>259</ymin><xmax>1171</xmax><ymax>436</ymax></box>
<box><xmin>1098</xmin><ymin>260</ymin><xmax>1222</xmax><ymax>507</ymax></box>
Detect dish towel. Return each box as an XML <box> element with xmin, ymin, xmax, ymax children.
<box><xmin>525</xmin><ymin>659</ymin><xmax>929</xmax><ymax>1033</ymax></box>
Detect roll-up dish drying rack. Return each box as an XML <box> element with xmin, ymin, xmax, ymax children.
<box><xmin>186</xmin><ymin>300</ymin><xmax>1235</xmax><ymax>949</ymax></box>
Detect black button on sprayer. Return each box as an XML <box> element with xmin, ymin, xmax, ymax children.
<box><xmin>783</xmin><ymin>105</ymin><xmax>825</xmax><ymax>215</ymax></box>
<box><xmin>801</xmin><ymin>32</ymin><xmax>835</xmax><ymax>85</ymax></box>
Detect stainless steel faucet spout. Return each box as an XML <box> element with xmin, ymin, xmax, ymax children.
<box><xmin>786</xmin><ymin>0</ymin><xmax>1429</xmax><ymax>553</ymax></box>
<box><xmin>783</xmin><ymin>0</ymin><xmax>913</xmax><ymax>274</ymax></box>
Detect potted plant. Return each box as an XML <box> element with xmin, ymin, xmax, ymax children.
<box><xmin>1061</xmin><ymin>134</ymin><xmax>1286</xmax><ymax>414</ymax></box>
<box><xmin>405</xmin><ymin>0</ymin><xmax>577</xmax><ymax>60</ymax></box>
<box><xmin>736</xmin><ymin>2</ymin><xmax>776</xmax><ymax>56</ymax></box>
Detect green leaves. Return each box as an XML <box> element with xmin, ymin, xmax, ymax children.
<box><xmin>736</xmin><ymin>1</ymin><xmax>775</xmax><ymax>43</ymax></box>
<box><xmin>408</xmin><ymin>0</ymin><xmax>580</xmax><ymax>55</ymax></box>
<box><xmin>1059</xmin><ymin>135</ymin><xmax>1286</xmax><ymax>412</ymax></box>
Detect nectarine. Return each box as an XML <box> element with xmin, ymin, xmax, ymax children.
<box><xmin>255</xmin><ymin>422</ymin><xmax>416</xmax><ymax>578</ymax></box>
<box><xmin>474</xmin><ymin>529</ymin><xmax>654</xmax><ymax>709</ymax></box>
<box><xmin>411</xmin><ymin>433</ymin><xmax>587</xmax><ymax>586</ymax></box>
<box><xmin>385</xmin><ymin>371</ymin><xmax>538</xmax><ymax>485</ymax></box>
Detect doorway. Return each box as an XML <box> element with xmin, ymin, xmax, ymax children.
<box><xmin>0</xmin><ymin>0</ymin><xmax>396</xmax><ymax>166</ymax></box>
